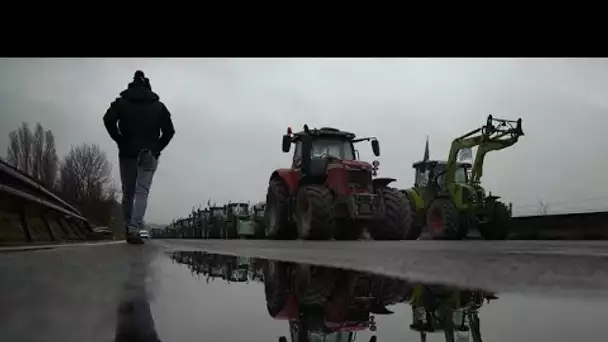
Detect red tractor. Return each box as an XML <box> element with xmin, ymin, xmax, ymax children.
<box><xmin>265</xmin><ymin>125</ymin><xmax>412</xmax><ymax>240</ymax></box>
<box><xmin>263</xmin><ymin>260</ymin><xmax>394</xmax><ymax>342</ymax></box>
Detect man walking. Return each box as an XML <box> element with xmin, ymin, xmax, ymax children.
<box><xmin>103</xmin><ymin>70</ymin><xmax>175</xmax><ymax>244</ymax></box>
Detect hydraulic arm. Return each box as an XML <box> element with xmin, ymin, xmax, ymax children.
<box><xmin>445</xmin><ymin>115</ymin><xmax>524</xmax><ymax>186</ymax></box>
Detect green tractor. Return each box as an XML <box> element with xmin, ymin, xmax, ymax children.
<box><xmin>223</xmin><ymin>202</ymin><xmax>250</xmax><ymax>239</ymax></box>
<box><xmin>252</xmin><ymin>202</ymin><xmax>267</xmax><ymax>239</ymax></box>
<box><xmin>403</xmin><ymin>115</ymin><xmax>524</xmax><ymax>240</ymax></box>
<box><xmin>408</xmin><ymin>283</ymin><xmax>498</xmax><ymax>342</ymax></box>
<box><xmin>204</xmin><ymin>206</ymin><xmax>225</xmax><ymax>239</ymax></box>
<box><xmin>199</xmin><ymin>208</ymin><xmax>210</xmax><ymax>239</ymax></box>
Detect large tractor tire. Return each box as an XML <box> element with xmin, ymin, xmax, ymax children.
<box><xmin>295</xmin><ymin>185</ymin><xmax>335</xmax><ymax>240</ymax></box>
<box><xmin>254</xmin><ymin>221</ymin><xmax>266</xmax><ymax>239</ymax></box>
<box><xmin>295</xmin><ymin>264</ymin><xmax>337</xmax><ymax>305</ymax></box>
<box><xmin>369</xmin><ymin>187</ymin><xmax>414</xmax><ymax>240</ymax></box>
<box><xmin>425</xmin><ymin>198</ymin><xmax>460</xmax><ymax>239</ymax></box>
<box><xmin>479</xmin><ymin>201</ymin><xmax>511</xmax><ymax>240</ymax></box>
<box><xmin>227</xmin><ymin>221</ymin><xmax>238</xmax><ymax>239</ymax></box>
<box><xmin>262</xmin><ymin>260</ymin><xmax>290</xmax><ymax>317</ymax></box>
<box><xmin>402</xmin><ymin>190</ymin><xmax>424</xmax><ymax>239</ymax></box>
<box><xmin>208</xmin><ymin>221</ymin><xmax>222</xmax><ymax>239</ymax></box>
<box><xmin>265</xmin><ymin>179</ymin><xmax>295</xmax><ymax>239</ymax></box>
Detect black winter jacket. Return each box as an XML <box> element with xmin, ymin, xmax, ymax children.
<box><xmin>103</xmin><ymin>84</ymin><xmax>175</xmax><ymax>159</ymax></box>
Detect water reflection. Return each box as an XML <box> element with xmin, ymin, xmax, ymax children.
<box><xmin>170</xmin><ymin>251</ymin><xmax>497</xmax><ymax>342</ymax></box>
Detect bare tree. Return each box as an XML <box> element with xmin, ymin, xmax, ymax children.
<box><xmin>32</xmin><ymin>123</ymin><xmax>44</xmax><ymax>180</ymax></box>
<box><xmin>41</xmin><ymin>130</ymin><xmax>58</xmax><ymax>188</ymax></box>
<box><xmin>5</xmin><ymin>122</ymin><xmax>59</xmax><ymax>189</ymax></box>
<box><xmin>58</xmin><ymin>143</ymin><xmax>123</xmax><ymax>235</ymax></box>
<box><xmin>6</xmin><ymin>122</ymin><xmax>33</xmax><ymax>174</ymax></box>
<box><xmin>58</xmin><ymin>143</ymin><xmax>113</xmax><ymax>203</ymax></box>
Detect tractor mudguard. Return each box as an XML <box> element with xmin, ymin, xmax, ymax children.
<box><xmin>270</xmin><ymin>169</ymin><xmax>300</xmax><ymax>195</ymax></box>
<box><xmin>404</xmin><ymin>188</ymin><xmax>425</xmax><ymax>212</ymax></box>
<box><xmin>372</xmin><ymin>177</ymin><xmax>396</xmax><ymax>190</ymax></box>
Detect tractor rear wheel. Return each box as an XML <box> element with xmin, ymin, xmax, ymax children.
<box><xmin>402</xmin><ymin>190</ymin><xmax>424</xmax><ymax>240</ymax></box>
<box><xmin>426</xmin><ymin>198</ymin><xmax>460</xmax><ymax>239</ymax></box>
<box><xmin>295</xmin><ymin>264</ymin><xmax>337</xmax><ymax>305</ymax></box>
<box><xmin>296</xmin><ymin>185</ymin><xmax>335</xmax><ymax>240</ymax></box>
<box><xmin>479</xmin><ymin>201</ymin><xmax>511</xmax><ymax>240</ymax></box>
<box><xmin>369</xmin><ymin>187</ymin><xmax>413</xmax><ymax>240</ymax></box>
<box><xmin>265</xmin><ymin>179</ymin><xmax>295</xmax><ymax>239</ymax></box>
<box><xmin>262</xmin><ymin>260</ymin><xmax>289</xmax><ymax>317</ymax></box>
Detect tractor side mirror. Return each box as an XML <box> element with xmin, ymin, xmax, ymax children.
<box><xmin>282</xmin><ymin>135</ymin><xmax>292</xmax><ymax>153</ymax></box>
<box><xmin>371</xmin><ymin>139</ymin><xmax>380</xmax><ymax>157</ymax></box>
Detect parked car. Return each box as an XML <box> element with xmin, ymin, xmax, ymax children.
<box><xmin>139</xmin><ymin>230</ymin><xmax>150</xmax><ymax>239</ymax></box>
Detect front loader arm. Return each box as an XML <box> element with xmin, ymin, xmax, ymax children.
<box><xmin>445</xmin><ymin>115</ymin><xmax>523</xmax><ymax>186</ymax></box>
<box><xmin>470</xmin><ymin>132</ymin><xmax>520</xmax><ymax>184</ymax></box>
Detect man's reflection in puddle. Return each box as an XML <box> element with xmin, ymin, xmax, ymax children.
<box><xmin>170</xmin><ymin>251</ymin><xmax>498</xmax><ymax>342</ymax></box>
<box><xmin>116</xmin><ymin>250</ymin><xmax>160</xmax><ymax>342</ymax></box>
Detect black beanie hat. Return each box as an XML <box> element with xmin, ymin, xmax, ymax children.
<box><xmin>132</xmin><ymin>70</ymin><xmax>152</xmax><ymax>91</ymax></box>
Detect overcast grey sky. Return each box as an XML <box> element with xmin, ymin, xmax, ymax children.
<box><xmin>1</xmin><ymin>58</ymin><xmax>607</xmax><ymax>223</ymax></box>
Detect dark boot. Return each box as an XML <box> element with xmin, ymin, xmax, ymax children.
<box><xmin>126</xmin><ymin>232</ymin><xmax>144</xmax><ymax>245</ymax></box>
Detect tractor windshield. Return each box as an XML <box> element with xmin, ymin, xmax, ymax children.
<box><xmin>232</xmin><ymin>205</ymin><xmax>248</xmax><ymax>216</ymax></box>
<box><xmin>416</xmin><ymin>163</ymin><xmax>468</xmax><ymax>187</ymax></box>
<box><xmin>310</xmin><ymin>138</ymin><xmax>355</xmax><ymax>160</ymax></box>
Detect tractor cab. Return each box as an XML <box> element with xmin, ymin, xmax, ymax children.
<box><xmin>209</xmin><ymin>206</ymin><xmax>225</xmax><ymax>220</ymax></box>
<box><xmin>227</xmin><ymin>202</ymin><xmax>250</xmax><ymax>218</ymax></box>
<box><xmin>227</xmin><ymin>259</ymin><xmax>250</xmax><ymax>282</ymax></box>
<box><xmin>253</xmin><ymin>203</ymin><xmax>266</xmax><ymax>220</ymax></box>
<box><xmin>283</xmin><ymin>126</ymin><xmax>380</xmax><ymax>173</ymax></box>
<box><xmin>411</xmin><ymin>160</ymin><xmax>473</xmax><ymax>213</ymax></box>
<box><xmin>412</xmin><ymin>160</ymin><xmax>471</xmax><ymax>189</ymax></box>
<box><xmin>202</xmin><ymin>208</ymin><xmax>210</xmax><ymax>221</ymax></box>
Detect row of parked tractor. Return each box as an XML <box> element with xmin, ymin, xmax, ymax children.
<box><xmin>173</xmin><ymin>114</ymin><xmax>524</xmax><ymax>241</ymax></box>
<box><xmin>170</xmin><ymin>202</ymin><xmax>268</xmax><ymax>239</ymax></box>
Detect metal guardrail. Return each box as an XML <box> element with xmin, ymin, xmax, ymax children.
<box><xmin>0</xmin><ymin>159</ymin><xmax>93</xmax><ymax>242</ymax></box>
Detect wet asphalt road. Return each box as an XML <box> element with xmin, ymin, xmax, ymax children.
<box><xmin>1</xmin><ymin>239</ymin><xmax>608</xmax><ymax>342</ymax></box>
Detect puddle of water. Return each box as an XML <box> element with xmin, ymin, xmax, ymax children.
<box><xmin>149</xmin><ymin>251</ymin><xmax>607</xmax><ymax>342</ymax></box>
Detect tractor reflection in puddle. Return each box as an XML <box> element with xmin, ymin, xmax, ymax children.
<box><xmin>262</xmin><ymin>260</ymin><xmax>410</xmax><ymax>342</ymax></box>
<box><xmin>169</xmin><ymin>252</ymin><xmax>497</xmax><ymax>342</ymax></box>
<box><xmin>407</xmin><ymin>283</ymin><xmax>497</xmax><ymax>342</ymax></box>
<box><xmin>170</xmin><ymin>252</ymin><xmax>251</xmax><ymax>284</ymax></box>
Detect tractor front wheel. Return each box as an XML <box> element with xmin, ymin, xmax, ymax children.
<box><xmin>426</xmin><ymin>198</ymin><xmax>460</xmax><ymax>239</ymax></box>
<box><xmin>296</xmin><ymin>185</ymin><xmax>335</xmax><ymax>240</ymax></box>
<box><xmin>265</xmin><ymin>179</ymin><xmax>295</xmax><ymax>239</ymax></box>
<box><xmin>369</xmin><ymin>187</ymin><xmax>414</xmax><ymax>240</ymax></box>
<box><xmin>479</xmin><ymin>201</ymin><xmax>511</xmax><ymax>240</ymax></box>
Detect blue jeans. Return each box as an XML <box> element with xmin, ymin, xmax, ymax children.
<box><xmin>120</xmin><ymin>150</ymin><xmax>158</xmax><ymax>234</ymax></box>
